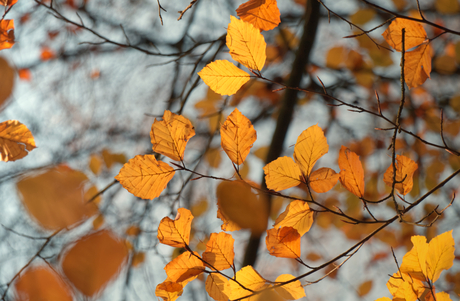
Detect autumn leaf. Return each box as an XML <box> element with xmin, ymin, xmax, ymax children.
<box><xmin>273</xmin><ymin>200</ymin><xmax>313</xmax><ymax>236</ymax></box>
<box><xmin>205</xmin><ymin>274</ymin><xmax>230</xmax><ymax>301</ymax></box>
<box><xmin>386</xmin><ymin>271</ymin><xmax>425</xmax><ymax>301</ymax></box>
<box><xmin>0</xmin><ymin>120</ymin><xmax>36</xmax><ymax>162</ymax></box>
<box><xmin>0</xmin><ymin>0</ymin><xmax>18</xmax><ymax>7</ymax></box>
<box><xmin>202</xmin><ymin>232</ymin><xmax>235</xmax><ymax>270</ymax></box>
<box><xmin>164</xmin><ymin>251</ymin><xmax>205</xmax><ymax>283</ymax></box>
<box><xmin>227</xmin><ymin>16</ymin><xmax>267</xmax><ymax>71</ymax></box>
<box><xmin>229</xmin><ymin>266</ymin><xmax>267</xmax><ymax>300</ymax></box>
<box><xmin>115</xmin><ymin>154</ymin><xmax>175</xmax><ymax>200</ymax></box>
<box><xmin>157</xmin><ymin>208</ymin><xmax>194</xmax><ymax>248</ymax></box>
<box><xmin>155</xmin><ymin>281</ymin><xmax>183</xmax><ymax>301</ymax></box>
<box><xmin>400</xmin><ymin>235</ymin><xmax>428</xmax><ymax>281</ymax></box>
<box><xmin>40</xmin><ymin>47</ymin><xmax>55</xmax><ymax>61</ymax></box>
<box><xmin>382</xmin><ymin>18</ymin><xmax>427</xmax><ymax>51</ymax></box>
<box><xmin>383</xmin><ymin>155</ymin><xmax>418</xmax><ymax>195</ymax></box>
<box><xmin>217</xmin><ymin>205</ymin><xmax>242</xmax><ymax>232</ymax></box>
<box><xmin>220</xmin><ymin>108</ymin><xmax>257</xmax><ymax>165</ymax></box>
<box><xmin>198</xmin><ymin>60</ymin><xmax>250</xmax><ymax>96</ymax></box>
<box><xmin>425</xmin><ymin>230</ymin><xmax>455</xmax><ymax>282</ymax></box>
<box><xmin>236</xmin><ymin>0</ymin><xmax>281</xmax><ymax>31</ymax></box>
<box><xmin>405</xmin><ymin>43</ymin><xmax>433</xmax><ymax>89</ymax></box>
<box><xmin>293</xmin><ymin>124</ymin><xmax>329</xmax><ymax>177</ymax></box>
<box><xmin>309</xmin><ymin>167</ymin><xmax>339</xmax><ymax>193</ymax></box>
<box><xmin>266</xmin><ymin>227</ymin><xmax>301</xmax><ymax>258</ymax></box>
<box><xmin>274</xmin><ymin>274</ymin><xmax>306</xmax><ymax>300</ymax></box>
<box><xmin>0</xmin><ymin>57</ymin><xmax>15</xmax><ymax>109</ymax></box>
<box><xmin>338</xmin><ymin>146</ymin><xmax>365</xmax><ymax>198</ymax></box>
<box><xmin>0</xmin><ymin>19</ymin><xmax>14</xmax><ymax>50</ymax></box>
<box><xmin>264</xmin><ymin>156</ymin><xmax>302</xmax><ymax>191</ymax></box>
<box><xmin>150</xmin><ymin>110</ymin><xmax>195</xmax><ymax>161</ymax></box>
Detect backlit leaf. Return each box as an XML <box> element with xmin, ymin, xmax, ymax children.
<box><xmin>220</xmin><ymin>108</ymin><xmax>257</xmax><ymax>165</ymax></box>
<box><xmin>0</xmin><ymin>19</ymin><xmax>14</xmax><ymax>50</ymax></box>
<box><xmin>405</xmin><ymin>43</ymin><xmax>433</xmax><ymax>89</ymax></box>
<box><xmin>229</xmin><ymin>266</ymin><xmax>266</xmax><ymax>300</ymax></box>
<box><xmin>164</xmin><ymin>251</ymin><xmax>205</xmax><ymax>283</ymax></box>
<box><xmin>202</xmin><ymin>232</ymin><xmax>235</xmax><ymax>270</ymax></box>
<box><xmin>0</xmin><ymin>120</ymin><xmax>36</xmax><ymax>162</ymax></box>
<box><xmin>386</xmin><ymin>271</ymin><xmax>425</xmax><ymax>301</ymax></box>
<box><xmin>274</xmin><ymin>200</ymin><xmax>313</xmax><ymax>236</ymax></box>
<box><xmin>382</xmin><ymin>18</ymin><xmax>427</xmax><ymax>51</ymax></box>
<box><xmin>375</xmin><ymin>298</ymin><xmax>392</xmax><ymax>301</ymax></box>
<box><xmin>274</xmin><ymin>274</ymin><xmax>306</xmax><ymax>300</ymax></box>
<box><xmin>338</xmin><ymin>146</ymin><xmax>365</xmax><ymax>198</ymax></box>
<box><xmin>0</xmin><ymin>0</ymin><xmax>18</xmax><ymax>7</ymax></box>
<box><xmin>293</xmin><ymin>124</ymin><xmax>329</xmax><ymax>177</ymax></box>
<box><xmin>309</xmin><ymin>167</ymin><xmax>339</xmax><ymax>193</ymax></box>
<box><xmin>157</xmin><ymin>208</ymin><xmax>194</xmax><ymax>248</ymax></box>
<box><xmin>115</xmin><ymin>155</ymin><xmax>175</xmax><ymax>200</ymax></box>
<box><xmin>150</xmin><ymin>110</ymin><xmax>195</xmax><ymax>161</ymax></box>
<box><xmin>17</xmin><ymin>165</ymin><xmax>98</xmax><ymax>230</ymax></box>
<box><xmin>61</xmin><ymin>230</ymin><xmax>129</xmax><ymax>297</ymax></box>
<box><xmin>155</xmin><ymin>281</ymin><xmax>183</xmax><ymax>301</ymax></box>
<box><xmin>426</xmin><ymin>230</ymin><xmax>455</xmax><ymax>282</ymax></box>
<box><xmin>205</xmin><ymin>274</ymin><xmax>230</xmax><ymax>301</ymax></box>
<box><xmin>198</xmin><ymin>60</ymin><xmax>250</xmax><ymax>96</ymax></box>
<box><xmin>433</xmin><ymin>292</ymin><xmax>453</xmax><ymax>301</ymax></box>
<box><xmin>236</xmin><ymin>0</ymin><xmax>281</xmax><ymax>31</ymax></box>
<box><xmin>400</xmin><ymin>235</ymin><xmax>428</xmax><ymax>281</ymax></box>
<box><xmin>264</xmin><ymin>156</ymin><xmax>302</xmax><ymax>191</ymax></box>
<box><xmin>383</xmin><ymin>155</ymin><xmax>418</xmax><ymax>195</ymax></box>
<box><xmin>266</xmin><ymin>227</ymin><xmax>301</xmax><ymax>258</ymax></box>
<box><xmin>0</xmin><ymin>57</ymin><xmax>15</xmax><ymax>110</ymax></box>
<box><xmin>227</xmin><ymin>16</ymin><xmax>266</xmax><ymax>71</ymax></box>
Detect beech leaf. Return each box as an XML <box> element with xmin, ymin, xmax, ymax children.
<box><xmin>383</xmin><ymin>155</ymin><xmax>418</xmax><ymax>195</ymax></box>
<box><xmin>309</xmin><ymin>167</ymin><xmax>339</xmax><ymax>193</ymax></box>
<box><xmin>264</xmin><ymin>156</ymin><xmax>302</xmax><ymax>191</ymax></box>
<box><xmin>202</xmin><ymin>232</ymin><xmax>235</xmax><ymax>271</ymax></box>
<box><xmin>338</xmin><ymin>146</ymin><xmax>365</xmax><ymax>198</ymax></box>
<box><xmin>229</xmin><ymin>266</ymin><xmax>266</xmax><ymax>300</ymax></box>
<box><xmin>0</xmin><ymin>120</ymin><xmax>36</xmax><ymax>162</ymax></box>
<box><xmin>274</xmin><ymin>274</ymin><xmax>306</xmax><ymax>300</ymax></box>
<box><xmin>155</xmin><ymin>281</ymin><xmax>183</xmax><ymax>301</ymax></box>
<box><xmin>236</xmin><ymin>0</ymin><xmax>281</xmax><ymax>31</ymax></box>
<box><xmin>293</xmin><ymin>124</ymin><xmax>329</xmax><ymax>177</ymax></box>
<box><xmin>205</xmin><ymin>274</ymin><xmax>230</xmax><ymax>301</ymax></box>
<box><xmin>404</xmin><ymin>43</ymin><xmax>433</xmax><ymax>89</ymax></box>
<box><xmin>157</xmin><ymin>208</ymin><xmax>194</xmax><ymax>248</ymax></box>
<box><xmin>198</xmin><ymin>60</ymin><xmax>250</xmax><ymax>96</ymax></box>
<box><xmin>164</xmin><ymin>251</ymin><xmax>205</xmax><ymax>283</ymax></box>
<box><xmin>274</xmin><ymin>200</ymin><xmax>313</xmax><ymax>236</ymax></box>
<box><xmin>382</xmin><ymin>18</ymin><xmax>427</xmax><ymax>51</ymax></box>
<box><xmin>266</xmin><ymin>227</ymin><xmax>301</xmax><ymax>258</ymax></box>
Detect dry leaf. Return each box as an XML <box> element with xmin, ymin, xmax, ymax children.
<box><xmin>229</xmin><ymin>266</ymin><xmax>266</xmax><ymax>300</ymax></box>
<box><xmin>404</xmin><ymin>43</ymin><xmax>433</xmax><ymax>89</ymax></box>
<box><xmin>205</xmin><ymin>274</ymin><xmax>230</xmax><ymax>301</ymax></box>
<box><xmin>0</xmin><ymin>120</ymin><xmax>36</xmax><ymax>162</ymax></box>
<box><xmin>274</xmin><ymin>274</ymin><xmax>306</xmax><ymax>300</ymax></box>
<box><xmin>155</xmin><ymin>281</ymin><xmax>183</xmax><ymax>301</ymax></box>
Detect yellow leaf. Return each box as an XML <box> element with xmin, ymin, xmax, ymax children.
<box><xmin>220</xmin><ymin>108</ymin><xmax>257</xmax><ymax>165</ymax></box>
<box><xmin>150</xmin><ymin>110</ymin><xmax>195</xmax><ymax>161</ymax></box>
<box><xmin>236</xmin><ymin>0</ymin><xmax>281</xmax><ymax>31</ymax></box>
<box><xmin>202</xmin><ymin>232</ymin><xmax>235</xmax><ymax>271</ymax></box>
<box><xmin>61</xmin><ymin>230</ymin><xmax>129</xmax><ymax>297</ymax></box>
<box><xmin>17</xmin><ymin>165</ymin><xmax>98</xmax><ymax>230</ymax></box>
<box><xmin>383</xmin><ymin>155</ymin><xmax>418</xmax><ymax>195</ymax></box>
<box><xmin>400</xmin><ymin>235</ymin><xmax>428</xmax><ymax>281</ymax></box>
<box><xmin>198</xmin><ymin>60</ymin><xmax>250</xmax><ymax>96</ymax></box>
<box><xmin>426</xmin><ymin>230</ymin><xmax>455</xmax><ymax>282</ymax></box>
<box><xmin>205</xmin><ymin>274</ymin><xmax>230</xmax><ymax>301</ymax></box>
<box><xmin>229</xmin><ymin>266</ymin><xmax>266</xmax><ymax>300</ymax></box>
<box><xmin>155</xmin><ymin>281</ymin><xmax>183</xmax><ymax>301</ymax></box>
<box><xmin>273</xmin><ymin>200</ymin><xmax>313</xmax><ymax>236</ymax></box>
<box><xmin>386</xmin><ymin>271</ymin><xmax>425</xmax><ymax>301</ymax></box>
<box><xmin>293</xmin><ymin>124</ymin><xmax>329</xmax><ymax>177</ymax></box>
<box><xmin>264</xmin><ymin>156</ymin><xmax>302</xmax><ymax>191</ymax></box>
<box><xmin>0</xmin><ymin>56</ymin><xmax>15</xmax><ymax>110</ymax></box>
<box><xmin>405</xmin><ymin>43</ymin><xmax>433</xmax><ymax>89</ymax></box>
<box><xmin>382</xmin><ymin>18</ymin><xmax>427</xmax><ymax>51</ymax></box>
<box><xmin>266</xmin><ymin>227</ymin><xmax>301</xmax><ymax>258</ymax></box>
<box><xmin>115</xmin><ymin>155</ymin><xmax>175</xmax><ymax>200</ymax></box>
<box><xmin>274</xmin><ymin>274</ymin><xmax>306</xmax><ymax>300</ymax></box>
<box><xmin>0</xmin><ymin>120</ymin><xmax>36</xmax><ymax>162</ymax></box>
<box><xmin>338</xmin><ymin>146</ymin><xmax>365</xmax><ymax>198</ymax></box>
<box><xmin>164</xmin><ymin>251</ymin><xmax>205</xmax><ymax>283</ymax></box>
<box><xmin>374</xmin><ymin>298</ymin><xmax>392</xmax><ymax>301</ymax></box>
<box><xmin>157</xmin><ymin>208</ymin><xmax>194</xmax><ymax>248</ymax></box>
<box><xmin>309</xmin><ymin>167</ymin><xmax>339</xmax><ymax>193</ymax></box>
<box><xmin>227</xmin><ymin>16</ymin><xmax>267</xmax><ymax>71</ymax></box>
<box><xmin>433</xmin><ymin>292</ymin><xmax>453</xmax><ymax>301</ymax></box>
<box><xmin>217</xmin><ymin>205</ymin><xmax>242</xmax><ymax>232</ymax></box>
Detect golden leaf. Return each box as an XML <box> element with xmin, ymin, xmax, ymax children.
<box><xmin>274</xmin><ymin>274</ymin><xmax>306</xmax><ymax>300</ymax></box>
<box><xmin>273</xmin><ymin>200</ymin><xmax>313</xmax><ymax>236</ymax></box>
<box><xmin>382</xmin><ymin>18</ymin><xmax>427</xmax><ymax>51</ymax></box>
<box><xmin>155</xmin><ymin>281</ymin><xmax>183</xmax><ymax>301</ymax></box>
<box><xmin>198</xmin><ymin>60</ymin><xmax>250</xmax><ymax>96</ymax></box>
<box><xmin>266</xmin><ymin>227</ymin><xmax>301</xmax><ymax>258</ymax></box>
<box><xmin>157</xmin><ymin>208</ymin><xmax>194</xmax><ymax>248</ymax></box>
<box><xmin>264</xmin><ymin>156</ymin><xmax>302</xmax><ymax>191</ymax></box>
<box><xmin>338</xmin><ymin>146</ymin><xmax>365</xmax><ymax>198</ymax></box>
<box><xmin>236</xmin><ymin>0</ymin><xmax>281</xmax><ymax>31</ymax></box>
<box><xmin>229</xmin><ymin>266</ymin><xmax>266</xmax><ymax>300</ymax></box>
<box><xmin>205</xmin><ymin>274</ymin><xmax>230</xmax><ymax>301</ymax></box>
<box><xmin>0</xmin><ymin>120</ymin><xmax>36</xmax><ymax>162</ymax></box>
<box><xmin>0</xmin><ymin>19</ymin><xmax>14</xmax><ymax>50</ymax></box>
<box><xmin>400</xmin><ymin>235</ymin><xmax>428</xmax><ymax>281</ymax></box>
<box><xmin>386</xmin><ymin>271</ymin><xmax>425</xmax><ymax>301</ymax></box>
<box><xmin>164</xmin><ymin>251</ymin><xmax>205</xmax><ymax>283</ymax></box>
<box><xmin>404</xmin><ymin>43</ymin><xmax>433</xmax><ymax>89</ymax></box>
<box><xmin>202</xmin><ymin>232</ymin><xmax>235</xmax><ymax>270</ymax></box>
<box><xmin>426</xmin><ymin>230</ymin><xmax>455</xmax><ymax>282</ymax></box>
<box><xmin>383</xmin><ymin>155</ymin><xmax>418</xmax><ymax>195</ymax></box>
<box><xmin>309</xmin><ymin>167</ymin><xmax>339</xmax><ymax>193</ymax></box>
<box><xmin>293</xmin><ymin>124</ymin><xmax>329</xmax><ymax>177</ymax></box>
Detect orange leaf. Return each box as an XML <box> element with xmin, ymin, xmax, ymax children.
<box><xmin>0</xmin><ymin>0</ymin><xmax>18</xmax><ymax>7</ymax></box>
<box><xmin>164</xmin><ymin>251</ymin><xmax>205</xmax><ymax>283</ymax></box>
<box><xmin>198</xmin><ymin>60</ymin><xmax>250</xmax><ymax>96</ymax></box>
<box><xmin>150</xmin><ymin>110</ymin><xmax>195</xmax><ymax>161</ymax></box>
<box><xmin>382</xmin><ymin>18</ymin><xmax>427</xmax><ymax>51</ymax></box>
<box><xmin>383</xmin><ymin>155</ymin><xmax>418</xmax><ymax>195</ymax></box>
<box><xmin>0</xmin><ymin>19</ymin><xmax>14</xmax><ymax>50</ymax></box>
<box><xmin>229</xmin><ymin>266</ymin><xmax>266</xmax><ymax>299</ymax></box>
<box><xmin>155</xmin><ymin>281</ymin><xmax>183</xmax><ymax>301</ymax></box>
<box><xmin>309</xmin><ymin>167</ymin><xmax>339</xmax><ymax>193</ymax></box>
<box><xmin>274</xmin><ymin>200</ymin><xmax>313</xmax><ymax>236</ymax></box>
<box><xmin>236</xmin><ymin>0</ymin><xmax>281</xmax><ymax>31</ymax></box>
<box><xmin>274</xmin><ymin>274</ymin><xmax>306</xmax><ymax>300</ymax></box>
<box><xmin>61</xmin><ymin>230</ymin><xmax>129</xmax><ymax>297</ymax></box>
<box><xmin>266</xmin><ymin>227</ymin><xmax>301</xmax><ymax>258</ymax></box>
<box><xmin>0</xmin><ymin>56</ymin><xmax>15</xmax><ymax>110</ymax></box>
<box><xmin>0</xmin><ymin>120</ymin><xmax>36</xmax><ymax>162</ymax></box>
<box><xmin>404</xmin><ymin>43</ymin><xmax>433</xmax><ymax>89</ymax></box>
<box><xmin>293</xmin><ymin>124</ymin><xmax>329</xmax><ymax>177</ymax></box>
<box><xmin>14</xmin><ymin>266</ymin><xmax>73</xmax><ymax>301</ymax></box>
<box><xmin>226</xmin><ymin>16</ymin><xmax>266</xmax><ymax>71</ymax></box>
<box><xmin>205</xmin><ymin>274</ymin><xmax>230</xmax><ymax>301</ymax></box>
<box><xmin>40</xmin><ymin>47</ymin><xmax>55</xmax><ymax>61</ymax></box>
<box><xmin>115</xmin><ymin>154</ymin><xmax>175</xmax><ymax>200</ymax></box>
<box><xmin>264</xmin><ymin>156</ymin><xmax>302</xmax><ymax>191</ymax></box>
<box><xmin>17</xmin><ymin>165</ymin><xmax>98</xmax><ymax>230</ymax></box>
<box><xmin>338</xmin><ymin>146</ymin><xmax>365</xmax><ymax>198</ymax></box>
<box><xmin>220</xmin><ymin>108</ymin><xmax>257</xmax><ymax>165</ymax></box>
<box><xmin>18</xmin><ymin>68</ymin><xmax>32</xmax><ymax>81</ymax></box>
<box><xmin>357</xmin><ymin>280</ymin><xmax>373</xmax><ymax>297</ymax></box>
<box><xmin>202</xmin><ymin>232</ymin><xmax>235</xmax><ymax>270</ymax></box>
<box><xmin>387</xmin><ymin>271</ymin><xmax>425</xmax><ymax>301</ymax></box>
<box><xmin>157</xmin><ymin>208</ymin><xmax>194</xmax><ymax>248</ymax></box>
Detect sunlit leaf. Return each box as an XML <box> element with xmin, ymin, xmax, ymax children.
<box><xmin>198</xmin><ymin>60</ymin><xmax>250</xmax><ymax>96</ymax></box>
<box><xmin>155</xmin><ymin>281</ymin><xmax>183</xmax><ymax>301</ymax></box>
<box><xmin>0</xmin><ymin>19</ymin><xmax>14</xmax><ymax>50</ymax></box>
<box><xmin>202</xmin><ymin>232</ymin><xmax>235</xmax><ymax>270</ymax></box>
<box><xmin>150</xmin><ymin>110</ymin><xmax>195</xmax><ymax>161</ymax></box>
<box><xmin>61</xmin><ymin>230</ymin><xmax>129</xmax><ymax>297</ymax></box>
<box><xmin>274</xmin><ymin>200</ymin><xmax>313</xmax><ymax>236</ymax></box>
<box><xmin>157</xmin><ymin>208</ymin><xmax>194</xmax><ymax>248</ymax></box>
<box><xmin>266</xmin><ymin>227</ymin><xmax>301</xmax><ymax>258</ymax></box>
<box><xmin>229</xmin><ymin>266</ymin><xmax>266</xmax><ymax>300</ymax></box>
<box><xmin>205</xmin><ymin>274</ymin><xmax>230</xmax><ymax>301</ymax></box>
<box><xmin>227</xmin><ymin>16</ymin><xmax>266</xmax><ymax>71</ymax></box>
<box><xmin>264</xmin><ymin>156</ymin><xmax>302</xmax><ymax>191</ymax></box>
<box><xmin>293</xmin><ymin>124</ymin><xmax>329</xmax><ymax>177</ymax></box>
<box><xmin>274</xmin><ymin>274</ymin><xmax>306</xmax><ymax>300</ymax></box>
<box><xmin>0</xmin><ymin>0</ymin><xmax>18</xmax><ymax>7</ymax></box>
<box><xmin>338</xmin><ymin>146</ymin><xmax>365</xmax><ymax>198</ymax></box>
<box><xmin>382</xmin><ymin>18</ymin><xmax>427</xmax><ymax>51</ymax></box>
<box><xmin>383</xmin><ymin>155</ymin><xmax>418</xmax><ymax>195</ymax></box>
<box><xmin>404</xmin><ymin>43</ymin><xmax>433</xmax><ymax>89</ymax></box>
<box><xmin>0</xmin><ymin>120</ymin><xmax>36</xmax><ymax>162</ymax></box>
<box><xmin>115</xmin><ymin>154</ymin><xmax>175</xmax><ymax>200</ymax></box>
<box><xmin>309</xmin><ymin>167</ymin><xmax>339</xmax><ymax>193</ymax></box>
<box><xmin>164</xmin><ymin>251</ymin><xmax>205</xmax><ymax>283</ymax></box>
<box><xmin>220</xmin><ymin>108</ymin><xmax>257</xmax><ymax>165</ymax></box>
<box><xmin>433</xmin><ymin>292</ymin><xmax>453</xmax><ymax>301</ymax></box>
<box><xmin>0</xmin><ymin>57</ymin><xmax>15</xmax><ymax>110</ymax></box>
<box><xmin>426</xmin><ymin>230</ymin><xmax>455</xmax><ymax>282</ymax></box>
<box><xmin>236</xmin><ymin>0</ymin><xmax>281</xmax><ymax>31</ymax></box>
<box><xmin>400</xmin><ymin>235</ymin><xmax>428</xmax><ymax>281</ymax></box>
<box><xmin>386</xmin><ymin>271</ymin><xmax>425</xmax><ymax>301</ymax></box>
